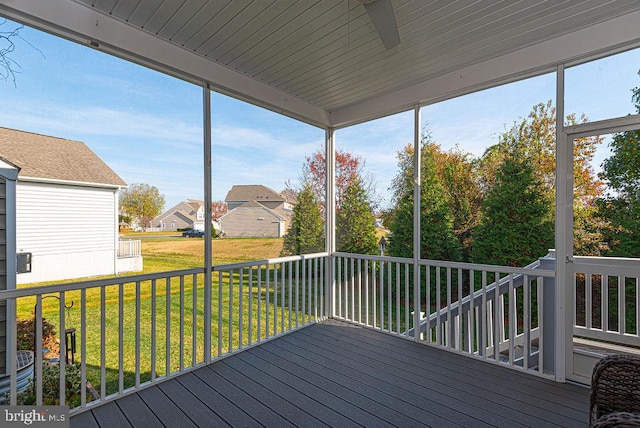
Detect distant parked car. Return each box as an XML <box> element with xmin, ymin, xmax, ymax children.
<box><xmin>182</xmin><ymin>229</ymin><xmax>205</xmax><ymax>238</ymax></box>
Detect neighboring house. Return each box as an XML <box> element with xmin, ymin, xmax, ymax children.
<box><xmin>220</xmin><ymin>185</ymin><xmax>294</xmax><ymax>238</ymax></box>
<box><xmin>0</xmin><ymin>127</ymin><xmax>128</xmax><ymax>284</ymax></box>
<box><xmin>150</xmin><ymin>199</ymin><xmax>205</xmax><ymax>231</ymax></box>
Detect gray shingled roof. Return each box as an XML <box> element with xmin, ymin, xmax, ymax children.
<box><xmin>225</xmin><ymin>185</ymin><xmax>284</xmax><ymax>202</ymax></box>
<box><xmin>0</xmin><ymin>127</ymin><xmax>127</xmax><ymax>187</ymax></box>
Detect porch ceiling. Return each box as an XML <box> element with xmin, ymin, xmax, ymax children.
<box><xmin>2</xmin><ymin>1</ymin><xmax>640</xmax><ymax>127</ymax></box>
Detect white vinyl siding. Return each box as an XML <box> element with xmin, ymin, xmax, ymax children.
<box><xmin>16</xmin><ymin>181</ymin><xmax>117</xmax><ymax>284</ymax></box>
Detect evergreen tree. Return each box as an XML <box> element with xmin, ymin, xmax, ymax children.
<box><xmin>471</xmin><ymin>156</ymin><xmax>554</xmax><ymax>267</ymax></box>
<box><xmin>336</xmin><ymin>178</ymin><xmax>377</xmax><ymax>254</ymax></box>
<box><xmin>281</xmin><ymin>183</ymin><xmax>324</xmax><ymax>256</ymax></box>
<box><xmin>596</xmin><ymin>85</ymin><xmax>640</xmax><ymax>257</ymax></box>
<box><xmin>388</xmin><ymin>145</ymin><xmax>461</xmax><ymax>261</ymax></box>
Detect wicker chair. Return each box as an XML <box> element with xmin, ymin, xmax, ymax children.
<box><xmin>590</xmin><ymin>354</ymin><xmax>640</xmax><ymax>427</ymax></box>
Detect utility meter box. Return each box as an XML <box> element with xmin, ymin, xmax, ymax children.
<box><xmin>17</xmin><ymin>252</ymin><xmax>32</xmax><ymax>274</ymax></box>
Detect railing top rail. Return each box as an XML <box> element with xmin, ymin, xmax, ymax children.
<box><xmin>213</xmin><ymin>252</ymin><xmax>328</xmax><ymax>271</ymax></box>
<box><xmin>0</xmin><ymin>268</ymin><xmax>205</xmax><ymax>299</ymax></box>
<box><xmin>334</xmin><ymin>252</ymin><xmax>553</xmax><ymax>276</ymax></box>
<box><xmin>573</xmin><ymin>255</ymin><xmax>640</xmax><ymax>267</ymax></box>
<box><xmin>334</xmin><ymin>252</ymin><xmax>410</xmax><ymax>264</ymax></box>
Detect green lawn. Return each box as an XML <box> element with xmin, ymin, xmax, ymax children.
<box><xmin>15</xmin><ymin>237</ymin><xmax>323</xmax><ymax>402</ymax></box>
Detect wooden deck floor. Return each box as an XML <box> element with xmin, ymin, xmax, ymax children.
<box><xmin>71</xmin><ymin>319</ymin><xmax>589</xmax><ymax>427</ymax></box>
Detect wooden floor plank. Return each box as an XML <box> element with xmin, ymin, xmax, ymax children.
<box><xmin>72</xmin><ymin>320</ymin><xmax>590</xmax><ymax>428</ymax></box>
<box><xmin>305</xmin><ymin>321</ymin><xmax>588</xmax><ymax>426</ymax></box>
<box><xmin>115</xmin><ymin>393</ymin><xmax>163</xmax><ymax>427</ymax></box>
<box><xmin>176</xmin><ymin>372</ymin><xmax>261</xmax><ymax>427</ymax></box>
<box><xmin>236</xmin><ymin>350</ymin><xmax>403</xmax><ymax>428</ymax></box>
<box><xmin>90</xmin><ymin>401</ymin><xmax>133</xmax><ymax>428</ymax></box>
<box><xmin>137</xmin><ymin>386</ymin><xmax>198</xmax><ymax>428</ymax></box>
<box><xmin>215</xmin><ymin>360</ymin><xmax>332</xmax><ymax>427</ymax></box>
<box><xmin>193</xmin><ymin>365</ymin><xmax>298</xmax><ymax>428</ymax></box>
<box><xmin>265</xmin><ymin>336</ymin><xmax>520</xmax><ymax>428</ymax></box>
<box><xmin>251</xmin><ymin>342</ymin><xmax>490</xmax><ymax>428</ymax></box>
<box><xmin>69</xmin><ymin>410</ymin><xmax>99</xmax><ymax>428</ymax></box>
<box><xmin>157</xmin><ymin>378</ymin><xmax>232</xmax><ymax>428</ymax></box>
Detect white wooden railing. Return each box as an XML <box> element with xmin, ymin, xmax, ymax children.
<box><xmin>117</xmin><ymin>240</ymin><xmax>141</xmax><ymax>258</ymax></box>
<box><xmin>573</xmin><ymin>255</ymin><xmax>640</xmax><ymax>346</ymax></box>
<box><xmin>0</xmin><ymin>253</ymin><xmax>327</xmax><ymax>412</ymax></box>
<box><xmin>333</xmin><ymin>252</ymin><xmax>555</xmax><ymax>378</ymax></box>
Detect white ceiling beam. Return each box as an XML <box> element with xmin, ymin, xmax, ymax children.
<box><xmin>0</xmin><ymin>0</ymin><xmax>331</xmax><ymax>128</ymax></box>
<box><xmin>330</xmin><ymin>9</ymin><xmax>640</xmax><ymax>128</ymax></box>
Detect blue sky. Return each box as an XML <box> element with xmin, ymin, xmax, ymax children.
<box><xmin>1</xmin><ymin>19</ymin><xmax>639</xmax><ymax>210</ymax></box>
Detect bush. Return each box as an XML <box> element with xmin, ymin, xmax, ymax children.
<box><xmin>14</xmin><ymin>362</ymin><xmax>84</xmax><ymax>407</ymax></box>
<box><xmin>16</xmin><ymin>318</ymin><xmax>60</xmax><ymax>359</ymax></box>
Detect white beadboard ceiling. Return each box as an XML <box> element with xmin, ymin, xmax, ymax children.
<box><xmin>3</xmin><ymin>0</ymin><xmax>640</xmax><ymax>127</ymax></box>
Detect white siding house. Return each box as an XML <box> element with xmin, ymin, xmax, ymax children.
<box><xmin>0</xmin><ymin>127</ymin><xmax>127</xmax><ymax>284</ymax></box>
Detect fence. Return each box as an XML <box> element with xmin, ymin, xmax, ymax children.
<box><xmin>0</xmin><ymin>253</ymin><xmax>327</xmax><ymax>412</ymax></box>
<box><xmin>117</xmin><ymin>240</ymin><xmax>141</xmax><ymax>258</ymax></box>
<box><xmin>333</xmin><ymin>252</ymin><xmax>555</xmax><ymax>377</ymax></box>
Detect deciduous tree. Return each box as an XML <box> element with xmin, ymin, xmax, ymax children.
<box><xmin>119</xmin><ymin>183</ymin><xmax>165</xmax><ymax>230</ymax></box>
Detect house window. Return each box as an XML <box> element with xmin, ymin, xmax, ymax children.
<box><xmin>257</xmin><ymin>217</ymin><xmax>264</xmax><ymax>221</ymax></box>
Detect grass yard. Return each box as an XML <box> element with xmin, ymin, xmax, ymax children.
<box><xmin>14</xmin><ymin>237</ymin><xmax>320</xmax><ymax>404</ymax></box>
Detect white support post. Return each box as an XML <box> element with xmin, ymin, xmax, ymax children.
<box><xmin>412</xmin><ymin>106</ymin><xmax>422</xmax><ymax>341</ymax></box>
<box><xmin>203</xmin><ymin>85</ymin><xmax>212</xmax><ymax>364</ymax></box>
<box><xmin>554</xmin><ymin>65</ymin><xmax>572</xmax><ymax>382</ymax></box>
<box><xmin>326</xmin><ymin>128</ymin><xmax>336</xmax><ymax>318</ymax></box>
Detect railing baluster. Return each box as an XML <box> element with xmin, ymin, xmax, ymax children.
<box><xmin>378</xmin><ymin>261</ymin><xmax>384</xmax><ymax>330</ymax></box>
<box><xmin>295</xmin><ymin>261</ymin><xmax>299</xmax><ymax>328</ymax></box>
<box><xmin>301</xmin><ymin>260</ymin><xmax>306</xmax><ymax>324</ymax></box>
<box><xmin>405</xmin><ymin>263</ymin><xmax>409</xmax><ymax>338</ymax></box>
<box><xmin>538</xmin><ymin>275</ymin><xmax>544</xmax><ymax>374</ymax></box>
<box><xmin>258</xmin><ymin>266</ymin><xmax>262</xmax><ymax>341</ymax></box>
<box><xmin>423</xmin><ymin>265</ymin><xmax>429</xmax><ymax>343</ymax></box>
<box><xmin>192</xmin><ymin>274</ymin><xmax>197</xmax><ymax>366</ymax></box>
<box><xmin>308</xmin><ymin>258</ymin><xmax>312</xmax><ymax>325</ymax></box>
<box><xmin>523</xmin><ymin>274</ymin><xmax>531</xmax><ymax>370</ymax></box>
<box><xmin>387</xmin><ymin>261</ymin><xmax>392</xmax><ymax>332</ymax></box>
<box><xmin>586</xmin><ymin>273</ymin><xmax>592</xmax><ymax>329</ymax></box>
<box><xmin>358</xmin><ymin>259</ymin><xmax>362</xmax><ymax>324</ymax></box>
<box><xmin>180</xmin><ymin>275</ymin><xmax>185</xmax><ymax>370</ymax></box>
<box><xmin>508</xmin><ymin>274</ymin><xmax>515</xmax><ymax>365</ymax></box>
<box><xmin>457</xmin><ymin>268</ymin><xmax>463</xmax><ymax>350</ymax></box>
<box><xmin>288</xmin><ymin>261</ymin><xmax>292</xmax><ymax>330</ymax></box>
<box><xmin>218</xmin><ymin>270</ymin><xmax>223</xmax><ymax>356</ymax></box>
<box><xmin>273</xmin><ymin>264</ymin><xmax>278</xmax><ymax>335</ymax></box>
<box><xmin>493</xmin><ymin>271</ymin><xmax>500</xmax><ymax>361</ymax></box>
<box><xmin>619</xmin><ymin>275</ymin><xmax>625</xmax><ymax>335</ymax></box>
<box><xmin>468</xmin><ymin>269</ymin><xmax>475</xmax><ymax>353</ymax></box>
<box><xmin>80</xmin><ymin>290</ymin><xmax>86</xmax><ymax>406</ymax></box>
<box><xmin>350</xmin><ymin>257</ymin><xmax>355</xmax><ymax>322</ymax></box>
<box><xmin>314</xmin><ymin>258</ymin><xmax>318</xmax><ymax>322</ymax></box>
<box><xmin>229</xmin><ymin>269</ymin><xmax>234</xmax><ymax>351</ymax></box>
<box><xmin>101</xmin><ymin>286</ymin><xmax>107</xmax><ymax>396</ymax></box>
<box><xmin>35</xmin><ymin>295</ymin><xmax>43</xmax><ymax>405</ymax></box>
<box><xmin>372</xmin><ymin>261</ymin><xmax>376</xmax><ymax>328</ymax></box>
<box><xmin>266</xmin><ymin>264</ymin><xmax>271</xmax><ymax>336</ymax></box>
<box><xmin>446</xmin><ymin>267</ymin><xmax>452</xmax><ymax>348</ymax></box>
<box><xmin>119</xmin><ymin>283</ymin><xmax>124</xmax><ymax>392</ymax></box>
<box><xmin>480</xmin><ymin>271</ymin><xmax>487</xmax><ymax>358</ymax></box>
<box><xmin>249</xmin><ymin>268</ymin><xmax>253</xmax><ymax>345</ymax></box>
<box><xmin>436</xmin><ymin>267</ymin><xmax>442</xmax><ymax>345</ymax></box>
<box><xmin>136</xmin><ymin>281</ymin><xmax>141</xmax><ymax>387</ymax></box>
<box><xmin>239</xmin><ymin>267</ymin><xmax>244</xmax><ymax>348</ymax></box>
<box><xmin>365</xmin><ymin>260</ymin><xmax>369</xmax><ymax>326</ymax></box>
<box><xmin>166</xmin><ymin>277</ymin><xmax>171</xmax><ymax>376</ymax></box>
<box><xmin>396</xmin><ymin>263</ymin><xmax>400</xmax><ymax>334</ymax></box>
<box><xmin>602</xmin><ymin>274</ymin><xmax>608</xmax><ymax>332</ymax></box>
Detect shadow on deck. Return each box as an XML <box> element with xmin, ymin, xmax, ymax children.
<box><xmin>71</xmin><ymin>319</ymin><xmax>589</xmax><ymax>427</ymax></box>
